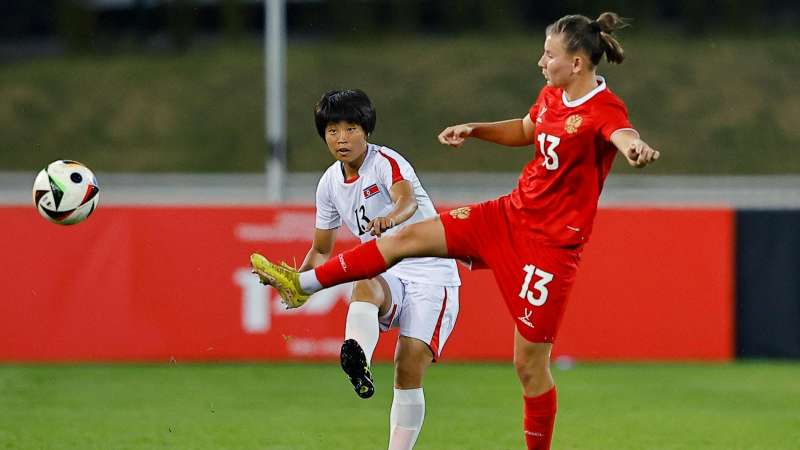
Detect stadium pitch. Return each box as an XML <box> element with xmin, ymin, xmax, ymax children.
<box><xmin>0</xmin><ymin>362</ymin><xmax>797</xmax><ymax>449</ymax></box>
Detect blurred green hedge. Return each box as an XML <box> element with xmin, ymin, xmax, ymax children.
<box><xmin>1</xmin><ymin>33</ymin><xmax>798</xmax><ymax>174</ymax></box>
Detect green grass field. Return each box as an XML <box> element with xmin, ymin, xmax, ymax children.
<box><xmin>0</xmin><ymin>362</ymin><xmax>798</xmax><ymax>449</ymax></box>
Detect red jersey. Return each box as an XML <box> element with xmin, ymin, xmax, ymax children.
<box><xmin>509</xmin><ymin>76</ymin><xmax>634</xmax><ymax>248</ymax></box>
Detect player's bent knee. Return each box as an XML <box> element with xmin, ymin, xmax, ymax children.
<box><xmin>394</xmin><ymin>337</ymin><xmax>433</xmax><ymax>388</ymax></box>
<box><xmin>394</xmin><ymin>363</ymin><xmax>424</xmax><ymax>389</ymax></box>
<box><xmin>350</xmin><ymin>278</ymin><xmax>389</xmax><ymax>311</ymax></box>
<box><xmin>394</xmin><ymin>354</ymin><xmax>429</xmax><ymax>388</ymax></box>
<box><xmin>513</xmin><ymin>353</ymin><xmax>554</xmax><ymax>395</ymax></box>
<box><xmin>513</xmin><ymin>353</ymin><xmax>550</xmax><ymax>379</ymax></box>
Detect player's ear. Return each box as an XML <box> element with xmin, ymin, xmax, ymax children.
<box><xmin>571</xmin><ymin>55</ymin><xmax>584</xmax><ymax>74</ymax></box>
<box><xmin>572</xmin><ymin>53</ymin><xmax>591</xmax><ymax>74</ymax></box>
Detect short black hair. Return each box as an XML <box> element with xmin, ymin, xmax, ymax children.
<box><xmin>314</xmin><ymin>89</ymin><xmax>376</xmax><ymax>139</ymax></box>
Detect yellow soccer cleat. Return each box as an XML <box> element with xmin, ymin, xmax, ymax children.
<box><xmin>250</xmin><ymin>253</ymin><xmax>310</xmax><ymax>309</ymax></box>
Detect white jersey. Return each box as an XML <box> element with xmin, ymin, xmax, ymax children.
<box><xmin>315</xmin><ymin>143</ymin><xmax>461</xmax><ymax>286</ymax></box>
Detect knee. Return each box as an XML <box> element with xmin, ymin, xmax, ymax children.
<box><xmin>394</xmin><ymin>362</ymin><xmax>424</xmax><ymax>389</ymax></box>
<box><xmin>513</xmin><ymin>357</ymin><xmax>532</xmax><ymax>385</ymax></box>
<box><xmin>350</xmin><ymin>279</ymin><xmax>386</xmax><ymax>307</ymax></box>
<box><xmin>513</xmin><ymin>354</ymin><xmax>550</xmax><ymax>387</ymax></box>
<box><xmin>394</xmin><ymin>339</ymin><xmax>432</xmax><ymax>389</ymax></box>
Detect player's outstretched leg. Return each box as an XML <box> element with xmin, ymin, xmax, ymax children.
<box><xmin>254</xmin><ymin>218</ymin><xmax>448</xmax><ymax>302</ymax></box>
<box><xmin>250</xmin><ymin>253</ymin><xmax>310</xmax><ymax>308</ymax></box>
<box><xmin>340</xmin><ymin>338</ymin><xmax>375</xmax><ymax>399</ymax></box>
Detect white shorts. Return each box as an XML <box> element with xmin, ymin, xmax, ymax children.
<box><xmin>376</xmin><ymin>272</ymin><xmax>460</xmax><ymax>361</ymax></box>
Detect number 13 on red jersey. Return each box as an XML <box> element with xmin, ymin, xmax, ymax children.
<box><xmin>537</xmin><ymin>133</ymin><xmax>560</xmax><ymax>170</ymax></box>
<box><xmin>519</xmin><ymin>264</ymin><xmax>554</xmax><ymax>306</ymax></box>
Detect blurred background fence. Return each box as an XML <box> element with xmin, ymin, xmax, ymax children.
<box><xmin>2</xmin><ymin>0</ymin><xmax>799</xmax><ymax>174</ymax></box>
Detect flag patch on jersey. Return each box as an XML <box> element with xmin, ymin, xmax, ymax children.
<box><xmin>363</xmin><ymin>184</ymin><xmax>380</xmax><ymax>199</ymax></box>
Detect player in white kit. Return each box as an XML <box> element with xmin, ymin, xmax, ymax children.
<box><xmin>271</xmin><ymin>90</ymin><xmax>461</xmax><ymax>450</ymax></box>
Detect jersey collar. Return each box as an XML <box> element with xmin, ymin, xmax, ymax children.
<box><xmin>339</xmin><ymin>143</ymin><xmax>374</xmax><ymax>183</ymax></box>
<box><xmin>561</xmin><ymin>76</ymin><xmax>606</xmax><ymax>108</ymax></box>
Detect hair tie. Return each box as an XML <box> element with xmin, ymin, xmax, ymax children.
<box><xmin>589</xmin><ymin>21</ymin><xmax>603</xmax><ymax>33</ymax></box>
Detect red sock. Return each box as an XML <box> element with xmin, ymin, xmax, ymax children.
<box><xmin>523</xmin><ymin>387</ymin><xmax>557</xmax><ymax>450</ymax></box>
<box><xmin>314</xmin><ymin>240</ymin><xmax>388</xmax><ymax>288</ymax></box>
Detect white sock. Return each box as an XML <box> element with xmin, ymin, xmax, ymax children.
<box><xmin>388</xmin><ymin>388</ymin><xmax>425</xmax><ymax>450</ymax></box>
<box><xmin>344</xmin><ymin>302</ymin><xmax>379</xmax><ymax>363</ymax></box>
<box><xmin>298</xmin><ymin>270</ymin><xmax>322</xmax><ymax>293</ymax></box>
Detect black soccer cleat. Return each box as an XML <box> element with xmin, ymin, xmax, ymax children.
<box><xmin>340</xmin><ymin>339</ymin><xmax>375</xmax><ymax>399</ymax></box>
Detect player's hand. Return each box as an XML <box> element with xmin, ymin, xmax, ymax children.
<box><xmin>437</xmin><ymin>124</ymin><xmax>473</xmax><ymax>148</ymax></box>
<box><xmin>624</xmin><ymin>139</ymin><xmax>660</xmax><ymax>168</ymax></box>
<box><xmin>367</xmin><ymin>216</ymin><xmax>396</xmax><ymax>237</ymax></box>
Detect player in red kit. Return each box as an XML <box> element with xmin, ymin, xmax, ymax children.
<box><xmin>251</xmin><ymin>12</ymin><xmax>659</xmax><ymax>450</ymax></box>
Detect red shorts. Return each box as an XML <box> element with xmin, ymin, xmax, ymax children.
<box><xmin>440</xmin><ymin>196</ymin><xmax>581</xmax><ymax>343</ymax></box>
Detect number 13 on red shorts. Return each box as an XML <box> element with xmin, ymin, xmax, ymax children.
<box><xmin>512</xmin><ymin>263</ymin><xmax>566</xmax><ymax>342</ymax></box>
<box><xmin>519</xmin><ymin>264</ymin><xmax>554</xmax><ymax>306</ymax></box>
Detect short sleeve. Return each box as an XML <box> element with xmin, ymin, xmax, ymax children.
<box><xmin>315</xmin><ymin>172</ymin><xmax>341</xmax><ymax>229</ymax></box>
<box><xmin>376</xmin><ymin>148</ymin><xmax>414</xmax><ymax>188</ymax></box>
<box><xmin>597</xmin><ymin>99</ymin><xmax>635</xmax><ymax>141</ymax></box>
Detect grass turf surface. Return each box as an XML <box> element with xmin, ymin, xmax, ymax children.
<box><xmin>0</xmin><ymin>362</ymin><xmax>798</xmax><ymax>449</ymax></box>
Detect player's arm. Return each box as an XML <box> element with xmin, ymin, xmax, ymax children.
<box><xmin>366</xmin><ymin>180</ymin><xmax>417</xmax><ymax>238</ymax></box>
<box><xmin>611</xmin><ymin>129</ymin><xmax>660</xmax><ymax>168</ymax></box>
<box><xmin>298</xmin><ymin>227</ymin><xmax>337</xmax><ymax>271</ymax></box>
<box><xmin>437</xmin><ymin>114</ymin><xmax>536</xmax><ymax>148</ymax></box>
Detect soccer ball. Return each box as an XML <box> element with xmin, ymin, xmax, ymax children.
<box><xmin>32</xmin><ymin>160</ymin><xmax>100</xmax><ymax>225</ymax></box>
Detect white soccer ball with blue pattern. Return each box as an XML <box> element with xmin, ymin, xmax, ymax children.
<box><xmin>32</xmin><ymin>160</ymin><xmax>100</xmax><ymax>225</ymax></box>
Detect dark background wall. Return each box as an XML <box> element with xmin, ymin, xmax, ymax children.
<box><xmin>736</xmin><ymin>210</ymin><xmax>800</xmax><ymax>359</ymax></box>
<box><xmin>3</xmin><ymin>0</ymin><xmax>799</xmax><ymax>47</ymax></box>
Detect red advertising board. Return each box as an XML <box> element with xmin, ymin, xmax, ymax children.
<box><xmin>0</xmin><ymin>206</ymin><xmax>733</xmax><ymax>362</ymax></box>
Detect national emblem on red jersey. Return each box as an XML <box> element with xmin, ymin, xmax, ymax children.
<box><xmin>449</xmin><ymin>206</ymin><xmax>471</xmax><ymax>220</ymax></box>
<box><xmin>564</xmin><ymin>115</ymin><xmax>583</xmax><ymax>134</ymax></box>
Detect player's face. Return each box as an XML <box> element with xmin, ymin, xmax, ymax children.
<box><xmin>538</xmin><ymin>33</ymin><xmax>574</xmax><ymax>88</ymax></box>
<box><xmin>324</xmin><ymin>121</ymin><xmax>368</xmax><ymax>165</ymax></box>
